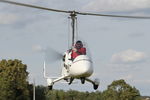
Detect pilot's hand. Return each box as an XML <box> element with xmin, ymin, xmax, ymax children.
<box><xmin>72</xmin><ymin>48</ymin><xmax>77</xmax><ymax>52</ymax></box>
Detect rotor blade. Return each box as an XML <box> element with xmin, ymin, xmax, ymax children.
<box><xmin>1</xmin><ymin>0</ymin><xmax>150</xmax><ymax>19</ymax></box>
<box><xmin>77</xmin><ymin>12</ymin><xmax>150</xmax><ymax>19</ymax></box>
<box><xmin>0</xmin><ymin>0</ymin><xmax>70</xmax><ymax>13</ymax></box>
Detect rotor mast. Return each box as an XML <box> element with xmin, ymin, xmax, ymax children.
<box><xmin>70</xmin><ymin>11</ymin><xmax>77</xmax><ymax>46</ymax></box>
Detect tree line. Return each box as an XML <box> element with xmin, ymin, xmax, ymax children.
<box><xmin>0</xmin><ymin>59</ymin><xmax>143</xmax><ymax>100</ymax></box>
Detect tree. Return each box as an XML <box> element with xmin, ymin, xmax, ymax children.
<box><xmin>45</xmin><ymin>89</ymin><xmax>103</xmax><ymax>100</ymax></box>
<box><xmin>35</xmin><ymin>85</ymin><xmax>46</xmax><ymax>100</ymax></box>
<box><xmin>0</xmin><ymin>59</ymin><xmax>30</xmax><ymax>100</ymax></box>
<box><xmin>102</xmin><ymin>79</ymin><xmax>141</xmax><ymax>100</ymax></box>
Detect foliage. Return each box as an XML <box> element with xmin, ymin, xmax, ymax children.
<box><xmin>141</xmin><ymin>96</ymin><xmax>150</xmax><ymax>100</ymax></box>
<box><xmin>44</xmin><ymin>79</ymin><xmax>141</xmax><ymax>100</ymax></box>
<box><xmin>102</xmin><ymin>79</ymin><xmax>141</xmax><ymax>100</ymax></box>
<box><xmin>35</xmin><ymin>85</ymin><xmax>46</xmax><ymax>100</ymax></box>
<box><xmin>45</xmin><ymin>89</ymin><xmax>102</xmax><ymax>100</ymax></box>
<box><xmin>0</xmin><ymin>59</ymin><xmax>144</xmax><ymax>100</ymax></box>
<box><xmin>0</xmin><ymin>59</ymin><xmax>29</xmax><ymax>100</ymax></box>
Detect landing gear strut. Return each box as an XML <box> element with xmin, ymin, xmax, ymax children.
<box><xmin>69</xmin><ymin>77</ymin><xmax>74</xmax><ymax>85</ymax></box>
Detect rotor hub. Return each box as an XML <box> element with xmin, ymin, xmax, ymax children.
<box><xmin>70</xmin><ymin>11</ymin><xmax>77</xmax><ymax>17</ymax></box>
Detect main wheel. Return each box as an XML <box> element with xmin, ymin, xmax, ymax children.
<box><xmin>48</xmin><ymin>85</ymin><xmax>53</xmax><ymax>90</ymax></box>
<box><xmin>93</xmin><ymin>84</ymin><xmax>98</xmax><ymax>90</ymax></box>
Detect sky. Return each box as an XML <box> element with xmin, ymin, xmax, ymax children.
<box><xmin>0</xmin><ymin>0</ymin><xmax>150</xmax><ymax>96</ymax></box>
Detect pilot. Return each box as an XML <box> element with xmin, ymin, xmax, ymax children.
<box><xmin>71</xmin><ymin>40</ymin><xmax>86</xmax><ymax>60</ymax></box>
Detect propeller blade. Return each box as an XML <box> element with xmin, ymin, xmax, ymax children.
<box><xmin>0</xmin><ymin>0</ymin><xmax>70</xmax><ymax>13</ymax></box>
<box><xmin>44</xmin><ymin>47</ymin><xmax>63</xmax><ymax>63</ymax></box>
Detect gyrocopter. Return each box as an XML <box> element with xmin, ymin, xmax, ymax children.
<box><xmin>44</xmin><ymin>11</ymin><xmax>100</xmax><ymax>90</ymax></box>
<box><xmin>1</xmin><ymin>0</ymin><xmax>150</xmax><ymax>90</ymax></box>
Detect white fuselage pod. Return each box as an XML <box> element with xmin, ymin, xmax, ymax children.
<box><xmin>69</xmin><ymin>55</ymin><xmax>93</xmax><ymax>78</ymax></box>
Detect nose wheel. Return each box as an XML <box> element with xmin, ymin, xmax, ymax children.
<box><xmin>81</xmin><ymin>77</ymin><xmax>85</xmax><ymax>84</ymax></box>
